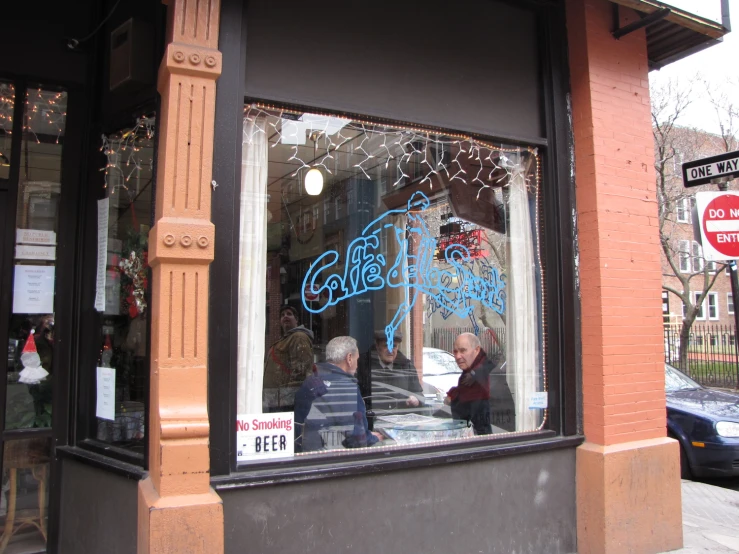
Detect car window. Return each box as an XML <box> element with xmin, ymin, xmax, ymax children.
<box><xmin>423</xmin><ymin>351</ymin><xmax>461</xmax><ymax>376</ymax></box>
<box><xmin>665</xmin><ymin>364</ymin><xmax>701</xmax><ymax>392</ymax></box>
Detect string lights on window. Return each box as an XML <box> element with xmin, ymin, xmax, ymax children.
<box><xmin>100</xmin><ymin>115</ymin><xmax>156</xmax><ymax>196</ymax></box>
<box><xmin>0</xmin><ymin>82</ymin><xmax>15</xmax><ymax>166</ymax></box>
<box><xmin>244</xmin><ymin>103</ymin><xmax>540</xmax><ymax>200</ymax></box>
<box><xmin>25</xmin><ymin>88</ymin><xmax>67</xmax><ymax>144</ymax></box>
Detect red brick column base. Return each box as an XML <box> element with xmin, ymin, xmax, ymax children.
<box><xmin>577</xmin><ymin>439</ymin><xmax>683</xmax><ymax>553</ymax></box>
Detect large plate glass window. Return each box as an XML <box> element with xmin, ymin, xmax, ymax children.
<box><xmin>90</xmin><ymin>117</ymin><xmax>155</xmax><ymax>458</ymax></box>
<box><xmin>236</xmin><ymin>105</ymin><xmax>547</xmax><ymax>464</ymax></box>
<box><xmin>4</xmin><ymin>85</ymin><xmax>67</xmax><ymax>553</ymax></box>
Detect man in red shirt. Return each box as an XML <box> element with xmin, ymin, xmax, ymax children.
<box><xmin>445</xmin><ymin>332</ymin><xmax>514</xmax><ymax>434</ymax></box>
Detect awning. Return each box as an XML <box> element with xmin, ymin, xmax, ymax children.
<box><xmin>610</xmin><ymin>0</ymin><xmax>731</xmax><ymax>70</ymax></box>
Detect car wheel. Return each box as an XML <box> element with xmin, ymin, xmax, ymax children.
<box><xmin>678</xmin><ymin>442</ymin><xmax>692</xmax><ymax>480</ymax></box>
<box><xmin>669</xmin><ymin>433</ymin><xmax>692</xmax><ymax>480</ymax></box>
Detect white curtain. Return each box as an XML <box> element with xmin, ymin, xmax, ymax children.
<box><xmin>237</xmin><ymin>117</ymin><xmax>269</xmax><ymax>414</ymax></box>
<box><xmin>506</xmin><ymin>153</ymin><xmax>541</xmax><ymax>431</ymax></box>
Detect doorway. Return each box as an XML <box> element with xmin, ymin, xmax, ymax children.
<box><xmin>0</xmin><ymin>81</ymin><xmax>68</xmax><ymax>554</ymax></box>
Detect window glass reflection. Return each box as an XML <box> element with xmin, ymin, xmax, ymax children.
<box><xmin>93</xmin><ymin>117</ymin><xmax>155</xmax><ymax>456</ymax></box>
<box><xmin>3</xmin><ymin>86</ymin><xmax>66</xmax><ymax>554</ymax></box>
<box><xmin>237</xmin><ymin>105</ymin><xmax>546</xmax><ymax>462</ymax></box>
<box><xmin>7</xmin><ymin>88</ymin><xmax>67</xmax><ymax>431</ymax></box>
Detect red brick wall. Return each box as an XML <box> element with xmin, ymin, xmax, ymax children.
<box><xmin>567</xmin><ymin>0</ymin><xmax>666</xmax><ymax>446</ymax></box>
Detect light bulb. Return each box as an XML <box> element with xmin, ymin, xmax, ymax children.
<box><xmin>305</xmin><ymin>168</ymin><xmax>323</xmax><ymax>196</ymax></box>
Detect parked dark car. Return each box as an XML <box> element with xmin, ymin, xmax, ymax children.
<box><xmin>665</xmin><ymin>363</ymin><xmax>739</xmax><ymax>479</ymax></box>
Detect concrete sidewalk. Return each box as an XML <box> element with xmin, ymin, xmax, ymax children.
<box><xmin>666</xmin><ymin>480</ymin><xmax>739</xmax><ymax>553</ymax></box>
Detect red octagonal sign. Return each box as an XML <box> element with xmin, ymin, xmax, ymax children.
<box><xmin>702</xmin><ymin>194</ymin><xmax>739</xmax><ymax>258</ymax></box>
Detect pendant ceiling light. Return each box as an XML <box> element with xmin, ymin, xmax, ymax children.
<box><xmin>305</xmin><ymin>168</ymin><xmax>323</xmax><ymax>196</ymax></box>
<box><xmin>304</xmin><ymin>131</ymin><xmax>324</xmax><ymax>196</ymax></box>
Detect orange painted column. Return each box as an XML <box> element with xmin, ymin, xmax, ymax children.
<box><xmin>566</xmin><ymin>1</ymin><xmax>682</xmax><ymax>553</ymax></box>
<box><xmin>137</xmin><ymin>1</ymin><xmax>224</xmax><ymax>553</ymax></box>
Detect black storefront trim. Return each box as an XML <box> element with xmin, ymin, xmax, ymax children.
<box><xmin>209</xmin><ymin>0</ymin><xmax>581</xmax><ymax>478</ymax></box>
<box><xmin>538</xmin><ymin>2</ymin><xmax>581</xmax><ymax>437</ymax></box>
<box><xmin>209</xmin><ymin>0</ymin><xmax>248</xmax><ymax>477</ymax></box>
<box><xmin>56</xmin><ymin>445</ymin><xmax>147</xmax><ymax>481</ymax></box>
<box><xmin>212</xmin><ymin>433</ymin><xmax>584</xmax><ymax>490</ymax></box>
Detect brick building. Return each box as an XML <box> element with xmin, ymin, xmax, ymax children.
<box><xmin>660</xmin><ymin>128</ymin><xmax>739</xmax><ymax>328</ymax></box>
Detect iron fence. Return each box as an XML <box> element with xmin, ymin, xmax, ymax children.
<box><xmin>664</xmin><ymin>324</ymin><xmax>739</xmax><ymax>389</ymax></box>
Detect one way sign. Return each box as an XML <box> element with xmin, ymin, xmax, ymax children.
<box><xmin>683</xmin><ymin>150</ymin><xmax>739</xmax><ymax>188</ymax></box>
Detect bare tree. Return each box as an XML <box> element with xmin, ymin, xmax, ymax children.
<box><xmin>702</xmin><ymin>76</ymin><xmax>739</xmax><ymax>154</ymax></box>
<box><xmin>652</xmin><ymin>78</ymin><xmax>728</xmax><ymax>370</ymax></box>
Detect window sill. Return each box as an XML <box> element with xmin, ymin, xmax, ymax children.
<box><xmin>56</xmin><ymin>445</ymin><xmax>147</xmax><ymax>480</ymax></box>
<box><xmin>212</xmin><ymin>431</ymin><xmax>584</xmax><ymax>491</ymax></box>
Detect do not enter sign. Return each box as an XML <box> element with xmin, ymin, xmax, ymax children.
<box><xmin>303</xmin><ymin>285</ymin><xmax>319</xmax><ymax>302</ymax></box>
<box><xmin>696</xmin><ymin>192</ymin><xmax>739</xmax><ymax>261</ymax></box>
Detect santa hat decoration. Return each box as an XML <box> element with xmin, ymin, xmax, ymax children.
<box><xmin>18</xmin><ymin>330</ymin><xmax>49</xmax><ymax>385</ymax></box>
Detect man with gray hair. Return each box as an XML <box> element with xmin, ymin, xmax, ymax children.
<box><xmin>445</xmin><ymin>332</ymin><xmax>514</xmax><ymax>434</ymax></box>
<box><xmin>294</xmin><ymin>336</ymin><xmax>383</xmax><ymax>451</ymax></box>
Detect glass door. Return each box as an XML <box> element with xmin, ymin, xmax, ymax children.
<box><xmin>0</xmin><ymin>82</ymin><xmax>67</xmax><ymax>554</ymax></box>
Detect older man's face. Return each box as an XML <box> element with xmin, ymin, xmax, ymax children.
<box><xmin>453</xmin><ymin>335</ymin><xmax>480</xmax><ymax>370</ymax></box>
<box><xmin>376</xmin><ymin>339</ymin><xmax>399</xmax><ymax>364</ymax></box>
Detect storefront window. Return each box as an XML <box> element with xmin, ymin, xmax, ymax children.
<box><xmin>4</xmin><ymin>85</ymin><xmax>67</xmax><ymax>553</ymax></box>
<box><xmin>236</xmin><ymin>105</ymin><xmax>546</xmax><ymax>464</ymax></box>
<box><xmin>6</xmin><ymin>88</ymin><xmax>67</xmax><ymax>430</ymax></box>
<box><xmin>92</xmin><ymin>117</ymin><xmax>155</xmax><ymax>456</ymax></box>
<box><xmin>0</xmin><ymin>81</ymin><xmax>13</xmax><ymax>180</ymax></box>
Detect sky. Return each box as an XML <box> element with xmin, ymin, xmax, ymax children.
<box><xmin>648</xmin><ymin>0</ymin><xmax>739</xmax><ymax>135</ymax></box>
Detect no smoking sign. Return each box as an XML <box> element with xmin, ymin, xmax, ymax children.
<box><xmin>696</xmin><ymin>192</ymin><xmax>739</xmax><ymax>261</ymax></box>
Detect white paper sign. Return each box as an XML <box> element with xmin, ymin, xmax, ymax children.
<box><xmin>16</xmin><ymin>229</ymin><xmax>56</xmax><ymax>245</ymax></box>
<box><xmin>95</xmin><ymin>198</ymin><xmax>109</xmax><ymax>312</ymax></box>
<box><xmin>12</xmin><ymin>265</ymin><xmax>55</xmax><ymax>314</ymax></box>
<box><xmin>96</xmin><ymin>366</ymin><xmax>116</xmax><ymax>421</ymax></box>
<box><xmin>528</xmin><ymin>392</ymin><xmax>548</xmax><ymax>410</ymax></box>
<box><xmin>236</xmin><ymin>413</ymin><xmax>294</xmax><ymax>462</ymax></box>
<box><xmin>15</xmin><ymin>245</ymin><xmax>56</xmax><ymax>261</ymax></box>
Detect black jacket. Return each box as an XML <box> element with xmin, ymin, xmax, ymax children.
<box><xmin>358</xmin><ymin>347</ymin><xmax>423</xmax><ymax>401</ymax></box>
<box><xmin>449</xmin><ymin>350</ymin><xmax>515</xmax><ymax>434</ymax></box>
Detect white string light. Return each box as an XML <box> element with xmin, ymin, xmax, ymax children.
<box><xmin>0</xmin><ymin>86</ymin><xmax>68</xmax><ymax>150</ymax></box>
<box><xmin>101</xmin><ymin>116</ymin><xmax>156</xmax><ymax>196</ymax></box>
<box><xmin>244</xmin><ymin>103</ymin><xmax>539</xmax><ymax>201</ymax></box>
<box><xmin>25</xmin><ymin>88</ymin><xmax>67</xmax><ymax>144</ymax></box>
<box><xmin>0</xmin><ymin>83</ymin><xmax>13</xmax><ymax>166</ymax></box>
<box><xmin>0</xmin><ymin>83</ymin><xmax>14</xmax><ymax>135</ymax></box>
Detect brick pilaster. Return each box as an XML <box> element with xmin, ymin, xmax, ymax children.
<box><xmin>567</xmin><ymin>1</ymin><xmax>682</xmax><ymax>552</ymax></box>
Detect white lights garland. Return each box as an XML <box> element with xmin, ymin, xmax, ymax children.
<box><xmin>1</xmin><ymin>85</ymin><xmax>68</xmax><ymax>165</ymax></box>
<box><xmin>25</xmin><ymin>88</ymin><xmax>67</xmax><ymax>144</ymax></box>
<box><xmin>244</xmin><ymin>103</ymin><xmax>541</xmax><ymax>200</ymax></box>
<box><xmin>101</xmin><ymin>116</ymin><xmax>156</xmax><ymax>196</ymax></box>
<box><xmin>0</xmin><ymin>83</ymin><xmax>13</xmax><ymax>136</ymax></box>
<box><xmin>0</xmin><ymin>83</ymin><xmax>13</xmax><ymax>166</ymax></box>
